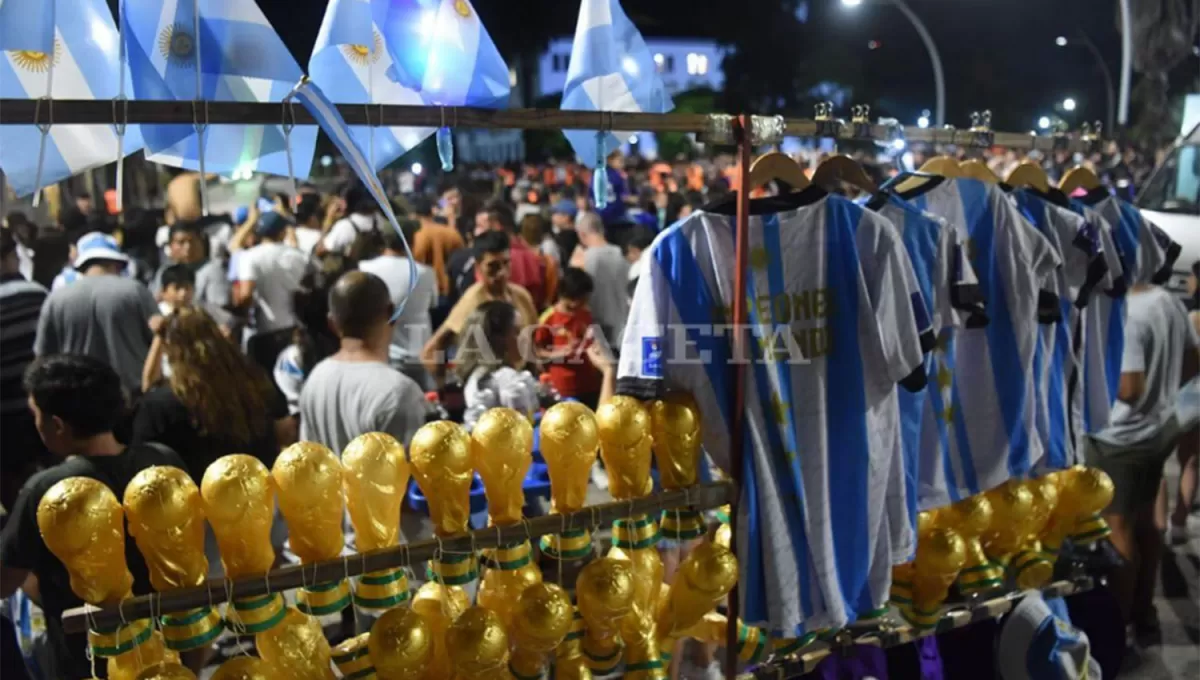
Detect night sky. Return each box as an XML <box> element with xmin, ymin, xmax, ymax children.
<box><xmin>106</xmin><ymin>0</ymin><xmax>1197</xmax><ymax>132</ymax></box>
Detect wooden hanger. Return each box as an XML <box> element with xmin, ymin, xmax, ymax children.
<box><xmin>1058</xmin><ymin>165</ymin><xmax>1101</xmax><ymax>195</ymax></box>
<box><xmin>1005</xmin><ymin>161</ymin><xmax>1051</xmax><ymax>192</ymax></box>
<box><xmin>749</xmin><ymin>151</ymin><xmax>809</xmax><ymax>192</ymax></box>
<box><xmin>812</xmin><ymin>154</ymin><xmax>877</xmax><ymax>193</ymax></box>
<box><xmin>958</xmin><ymin>159</ymin><xmax>999</xmax><ymax>183</ymax></box>
<box><xmin>894</xmin><ymin>156</ymin><xmax>959</xmax><ymax>193</ymax></box>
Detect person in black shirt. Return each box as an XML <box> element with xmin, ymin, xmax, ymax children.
<box><xmin>133</xmin><ymin>305</ymin><xmax>290</xmax><ymax>483</ymax></box>
<box><xmin>0</xmin><ymin>355</ymin><xmax>186</xmax><ymax>679</ymax></box>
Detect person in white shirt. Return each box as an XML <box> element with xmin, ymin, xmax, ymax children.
<box><xmin>317</xmin><ymin>188</ymin><xmax>379</xmax><ymax>256</ymax></box>
<box><xmin>233</xmin><ymin>212</ymin><xmax>309</xmax><ymax>372</ymax></box>
<box><xmin>358</xmin><ymin>219</ymin><xmax>437</xmax><ymax>390</ymax></box>
<box><xmin>291</xmin><ymin>192</ymin><xmax>325</xmax><ymax>255</ymax></box>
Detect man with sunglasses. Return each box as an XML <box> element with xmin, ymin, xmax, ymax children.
<box><xmin>422</xmin><ymin>230</ymin><xmax>539</xmax><ymax>385</ymax></box>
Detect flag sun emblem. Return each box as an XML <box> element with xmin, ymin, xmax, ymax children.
<box><xmin>454</xmin><ymin>0</ymin><xmax>471</xmax><ymax>17</ymax></box>
<box><xmin>341</xmin><ymin>30</ymin><xmax>383</xmax><ymax>66</ymax></box>
<box><xmin>8</xmin><ymin>41</ymin><xmax>60</xmax><ymax>73</ymax></box>
<box><xmin>158</xmin><ymin>24</ymin><xmax>196</xmax><ymax>66</ymax></box>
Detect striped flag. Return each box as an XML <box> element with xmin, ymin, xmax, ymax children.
<box><xmin>378</xmin><ymin>0</ymin><xmax>511</xmax><ymax>108</ymax></box>
<box><xmin>561</xmin><ymin>0</ymin><xmax>673</xmax><ymax>167</ymax></box>
<box><xmin>0</xmin><ymin>0</ymin><xmax>145</xmax><ymax>196</ymax></box>
<box><xmin>309</xmin><ymin>0</ymin><xmax>434</xmax><ymax>172</ymax></box>
<box><xmin>121</xmin><ymin>0</ymin><xmax>316</xmax><ymax>177</ymax></box>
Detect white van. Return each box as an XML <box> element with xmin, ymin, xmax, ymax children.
<box><xmin>1137</xmin><ymin>122</ymin><xmax>1200</xmax><ymax>293</ymax></box>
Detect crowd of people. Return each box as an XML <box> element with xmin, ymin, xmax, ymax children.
<box><xmin>0</xmin><ymin>137</ymin><xmax>1192</xmax><ymax>678</ymax></box>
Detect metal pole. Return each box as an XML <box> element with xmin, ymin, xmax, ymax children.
<box><xmin>890</xmin><ymin>0</ymin><xmax>945</xmax><ymax>127</ymax></box>
<box><xmin>1077</xmin><ymin>30</ymin><xmax>1116</xmax><ymax>135</ymax></box>
<box><xmin>725</xmin><ymin>114</ymin><xmax>752</xmax><ymax>680</ymax></box>
<box><xmin>1117</xmin><ymin>0</ymin><xmax>1132</xmax><ymax>125</ymax></box>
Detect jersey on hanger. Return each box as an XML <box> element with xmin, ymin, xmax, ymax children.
<box><xmin>1069</xmin><ymin>191</ymin><xmax>1179</xmax><ymax>435</ymax></box>
<box><xmin>867</xmin><ymin>192</ymin><xmax>984</xmax><ymax>541</ymax></box>
<box><xmin>1012</xmin><ymin>189</ymin><xmax>1108</xmax><ymax>471</ymax></box>
<box><xmin>899</xmin><ymin>178</ymin><xmax>1061</xmax><ymax>498</ymax></box>
<box><xmin>617</xmin><ymin>192</ymin><xmax>929</xmax><ymax>635</ymax></box>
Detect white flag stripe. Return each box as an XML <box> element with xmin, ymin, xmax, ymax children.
<box><xmin>579</xmin><ymin>0</ymin><xmax>613</xmax><ymax>32</ymax></box>
<box><xmin>350</xmin><ymin>23</ymin><xmax>433</xmax><ymax>151</ymax></box>
<box><xmin>203</xmin><ymin>0</ymin><xmax>273</xmax><ymax>26</ymax></box>
<box><xmin>581</xmin><ymin>74</ymin><xmax>640</xmax><ymax>113</ymax></box>
<box><xmin>4</xmin><ymin>27</ymin><xmax>119</xmax><ymax>172</ymax></box>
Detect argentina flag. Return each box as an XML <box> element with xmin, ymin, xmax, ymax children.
<box><xmin>121</xmin><ymin>0</ymin><xmax>316</xmax><ymax>177</ymax></box>
<box><xmin>378</xmin><ymin>0</ymin><xmax>510</xmax><ymax>108</ymax></box>
<box><xmin>309</xmin><ymin>0</ymin><xmax>434</xmax><ymax>172</ymax></box>
<box><xmin>561</xmin><ymin>0</ymin><xmax>673</xmax><ymax>167</ymax></box>
<box><xmin>0</xmin><ymin>0</ymin><xmax>144</xmax><ymax>196</ymax></box>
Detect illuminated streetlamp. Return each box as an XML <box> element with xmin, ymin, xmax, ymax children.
<box><xmin>1062</xmin><ymin>97</ymin><xmax>1077</xmax><ymax>112</ymax></box>
<box><xmin>841</xmin><ymin>0</ymin><xmax>943</xmax><ymax>126</ymax></box>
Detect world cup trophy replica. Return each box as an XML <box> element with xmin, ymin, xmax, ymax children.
<box><xmin>410</xmin><ymin>421</ymin><xmax>478</xmax><ymax>586</ymax></box>
<box><xmin>410</xmin><ymin>580</ymin><xmax>470</xmax><ymax>677</ymax></box>
<box><xmin>272</xmin><ymin>442</ymin><xmax>352</xmax><ymax>615</ymax></box>
<box><xmin>37</xmin><ymin>477</ymin><xmax>176</xmax><ymax>679</ymax></box>
<box><xmin>124</xmin><ymin>466</ymin><xmax>223</xmax><ymax>652</ymax></box>
<box><xmin>343</xmin><ymin>432</ymin><xmax>412</xmax><ymax>611</ymax></box>
<box><xmin>369</xmin><ymin>607</ymin><xmax>433</xmax><ymax>680</ymax></box>
<box><xmin>509</xmin><ymin>582</ymin><xmax>574</xmax><ymax>680</ymax></box>
<box><xmin>598</xmin><ymin>396</ymin><xmax>666</xmax><ymax>678</ymax></box>
<box><xmin>981</xmin><ymin>480</ymin><xmax>1036</xmax><ymax>573</ymax></box>
<box><xmin>209</xmin><ymin>656</ymin><xmax>272</xmax><ymax>680</ymax></box>
<box><xmin>447</xmin><ymin>607</ymin><xmax>510</xmax><ymax>679</ymax></box>
<box><xmin>473</xmin><ymin>408</ymin><xmax>543</xmax><ymax>629</ymax></box>
<box><xmin>254</xmin><ymin>606</ymin><xmax>335</xmax><ymax>679</ymax></box>
<box><xmin>938</xmin><ymin>495</ymin><xmax>1005</xmax><ymax>596</ymax></box>
<box><xmin>654</xmin><ymin>542</ymin><xmax>738</xmax><ymax>662</ymax></box>
<box><xmin>538</xmin><ymin>401</ymin><xmax>600</xmax><ymax>561</ymax></box>
<box><xmin>892</xmin><ymin>511</ymin><xmax>967</xmax><ymax>629</ymax></box>
<box><xmin>331</xmin><ymin>634</ymin><xmax>373</xmax><ymax>679</ymax></box>
<box><xmin>648</xmin><ymin>393</ymin><xmax>706</xmax><ymax>542</ymax></box>
<box><xmin>202</xmin><ymin>455</ymin><xmax>286</xmax><ymax>633</ymax></box>
<box><xmin>1007</xmin><ymin>477</ymin><xmax>1059</xmax><ymax>588</ymax></box>
<box><xmin>1041</xmin><ymin>466</ymin><xmax>1115</xmax><ymax>560</ymax></box>
<box><xmin>576</xmin><ymin>557</ymin><xmax>635</xmax><ymax>677</ymax></box>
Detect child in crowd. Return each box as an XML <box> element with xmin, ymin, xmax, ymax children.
<box><xmin>535</xmin><ymin>268</ymin><xmax>602</xmax><ymax>409</ymax></box>
<box><xmin>457</xmin><ymin>300</ymin><xmax>540</xmax><ymax>431</ymax></box>
<box><xmin>158</xmin><ymin>263</ymin><xmax>195</xmax><ymax>316</ymax></box>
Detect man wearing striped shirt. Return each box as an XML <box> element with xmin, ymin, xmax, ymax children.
<box><xmin>0</xmin><ymin>229</ymin><xmax>47</xmax><ymax>509</ymax></box>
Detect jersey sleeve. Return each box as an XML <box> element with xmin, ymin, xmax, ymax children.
<box><xmin>857</xmin><ymin>215</ymin><xmax>930</xmax><ymax>391</ymax></box>
<box><xmin>1090</xmin><ymin>210</ymin><xmax>1127</xmax><ymax>295</ymax></box>
<box><xmin>1143</xmin><ymin>218</ymin><xmax>1181</xmax><ymax>285</ymax></box>
<box><xmin>616</xmin><ymin>246</ymin><xmax>673</xmax><ymax>400</ymax></box>
<box><xmin>1066</xmin><ymin>212</ymin><xmax>1109</xmax><ymax>309</ymax></box>
<box><xmin>1003</xmin><ymin>200</ymin><xmax>1062</xmax><ymax>324</ymax></box>
<box><xmin>936</xmin><ymin>218</ymin><xmax>986</xmax><ymax>329</ymax></box>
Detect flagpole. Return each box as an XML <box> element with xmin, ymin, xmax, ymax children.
<box><xmin>114</xmin><ymin>0</ymin><xmax>127</xmax><ymax>215</ymax></box>
<box><xmin>193</xmin><ymin>1</ymin><xmax>209</xmax><ymax>217</ymax></box>
<box><xmin>31</xmin><ymin>27</ymin><xmax>58</xmax><ymax>209</ymax></box>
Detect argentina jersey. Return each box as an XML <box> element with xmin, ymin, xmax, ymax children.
<box><xmin>617</xmin><ymin>188</ymin><xmax>930</xmax><ymax>635</ymax></box>
<box><xmin>867</xmin><ymin>192</ymin><xmax>985</xmax><ymax>523</ymax></box>
<box><xmin>1013</xmin><ymin>189</ymin><xmax>1108</xmax><ymax>470</ymax></box>
<box><xmin>1069</xmin><ymin>190</ymin><xmax>1179</xmax><ymax>435</ymax></box>
<box><xmin>899</xmin><ymin>178</ymin><xmax>1061</xmax><ymax>496</ymax></box>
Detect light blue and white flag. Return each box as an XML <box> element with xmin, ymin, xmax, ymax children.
<box><xmin>121</xmin><ymin>0</ymin><xmax>316</xmax><ymax>177</ymax></box>
<box><xmin>561</xmin><ymin>0</ymin><xmax>673</xmax><ymax>167</ymax></box>
<box><xmin>0</xmin><ymin>0</ymin><xmax>144</xmax><ymax>196</ymax></box>
<box><xmin>309</xmin><ymin>0</ymin><xmax>434</xmax><ymax>172</ymax></box>
<box><xmin>291</xmin><ymin>78</ymin><xmax>417</xmax><ymax>318</ymax></box>
<box><xmin>379</xmin><ymin>0</ymin><xmax>511</xmax><ymax>108</ymax></box>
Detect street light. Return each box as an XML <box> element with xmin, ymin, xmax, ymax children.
<box><xmin>1055</xmin><ymin>36</ymin><xmax>1068</xmax><ymax>47</ymax></box>
<box><xmin>1062</xmin><ymin>97</ymin><xmax>1077</xmax><ymax>112</ymax></box>
<box><xmin>1037</xmin><ymin>116</ymin><xmax>1051</xmax><ymax>130</ymax></box>
<box><xmin>917</xmin><ymin>115</ymin><xmax>930</xmax><ymax>129</ymax></box>
<box><xmin>1057</xmin><ymin>30</ymin><xmax>1116</xmax><ymax>133</ymax></box>
<box><xmin>841</xmin><ymin>0</ymin><xmax>944</xmax><ymax>126</ymax></box>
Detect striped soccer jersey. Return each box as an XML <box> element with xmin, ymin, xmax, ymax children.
<box><xmin>867</xmin><ymin>192</ymin><xmax>984</xmax><ymax>534</ymax></box>
<box><xmin>1012</xmin><ymin>189</ymin><xmax>1109</xmax><ymax>470</ymax></box>
<box><xmin>899</xmin><ymin>178</ymin><xmax>1061</xmax><ymax>496</ymax></box>
<box><xmin>617</xmin><ymin>189</ymin><xmax>930</xmax><ymax>635</ymax></box>
<box><xmin>1069</xmin><ymin>191</ymin><xmax>1179</xmax><ymax>435</ymax></box>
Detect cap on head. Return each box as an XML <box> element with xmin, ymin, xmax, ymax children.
<box><xmin>73</xmin><ymin>231</ymin><xmax>128</xmax><ymax>270</ymax></box>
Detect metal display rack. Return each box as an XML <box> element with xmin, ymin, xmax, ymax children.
<box><xmin>740</xmin><ymin>578</ymin><xmax>1095</xmax><ymax>679</ymax></box>
<box><xmin>2</xmin><ymin>99</ymin><xmax>1107</xmax><ymax>679</ymax></box>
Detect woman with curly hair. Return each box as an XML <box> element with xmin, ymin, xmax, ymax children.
<box><xmin>132</xmin><ymin>305</ymin><xmax>291</xmax><ymax>483</ymax></box>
